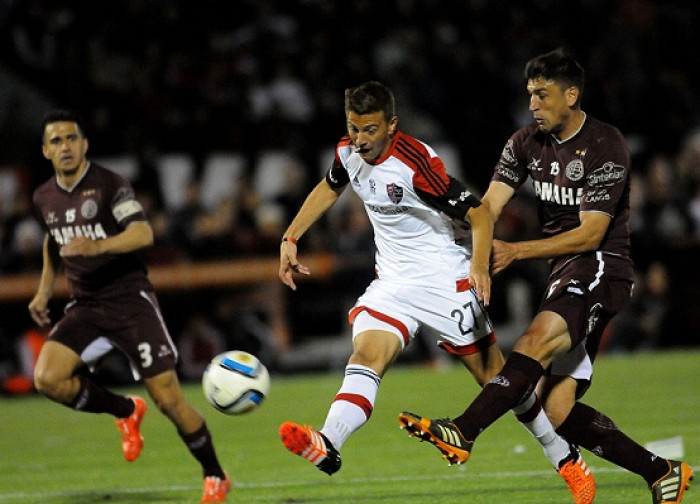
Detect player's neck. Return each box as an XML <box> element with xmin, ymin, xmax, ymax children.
<box><xmin>56</xmin><ymin>161</ymin><xmax>89</xmax><ymax>190</ymax></box>
<box><xmin>554</xmin><ymin>110</ymin><xmax>586</xmax><ymax>143</ymax></box>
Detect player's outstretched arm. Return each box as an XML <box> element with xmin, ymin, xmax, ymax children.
<box><xmin>279</xmin><ymin>179</ymin><xmax>343</xmax><ymax>291</ymax></box>
<box><xmin>466</xmin><ymin>204</ymin><xmax>493</xmax><ymax>306</ymax></box>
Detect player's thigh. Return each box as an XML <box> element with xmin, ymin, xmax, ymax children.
<box><xmin>512</xmin><ymin>310</ymin><xmax>572</xmax><ymax>367</ymax></box>
<box><xmin>111</xmin><ymin>291</ymin><xmax>177</xmax><ymax>379</ymax></box>
<box><xmin>350</xmin><ymin>326</ymin><xmax>403</xmax><ymax>376</ymax></box>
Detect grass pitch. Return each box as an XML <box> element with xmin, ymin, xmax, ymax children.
<box><xmin>1</xmin><ymin>350</ymin><xmax>698</xmax><ymax>503</ymax></box>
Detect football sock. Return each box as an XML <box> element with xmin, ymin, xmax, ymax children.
<box><xmin>512</xmin><ymin>393</ymin><xmax>570</xmax><ymax>467</ymax></box>
<box><xmin>321</xmin><ymin>364</ymin><xmax>380</xmax><ymax>450</ymax></box>
<box><xmin>556</xmin><ymin>402</ymin><xmax>670</xmax><ymax>485</ymax></box>
<box><xmin>453</xmin><ymin>351</ymin><xmax>544</xmax><ymax>441</ymax></box>
<box><xmin>179</xmin><ymin>422</ymin><xmax>225</xmax><ymax>479</ymax></box>
<box><xmin>69</xmin><ymin>375</ymin><xmax>134</xmax><ymax>417</ymax></box>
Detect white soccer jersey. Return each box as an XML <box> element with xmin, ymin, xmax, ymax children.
<box><xmin>328</xmin><ymin>131</ymin><xmax>481</xmax><ymax>292</ymax></box>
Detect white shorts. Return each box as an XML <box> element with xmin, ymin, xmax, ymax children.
<box><xmin>348</xmin><ymin>278</ymin><xmax>495</xmax><ymax>355</ymax></box>
<box><xmin>549</xmin><ymin>338</ymin><xmax>593</xmax><ymax>381</ymax></box>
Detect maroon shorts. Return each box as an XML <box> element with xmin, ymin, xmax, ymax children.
<box><xmin>49</xmin><ymin>289</ymin><xmax>177</xmax><ymax>379</ymax></box>
<box><xmin>539</xmin><ymin>252</ymin><xmax>633</xmax><ymax>363</ymax></box>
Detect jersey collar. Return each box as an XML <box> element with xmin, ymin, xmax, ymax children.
<box><xmin>366</xmin><ymin>131</ymin><xmax>401</xmax><ymax>165</ymax></box>
<box><xmin>56</xmin><ymin>161</ymin><xmax>91</xmax><ymax>192</ymax></box>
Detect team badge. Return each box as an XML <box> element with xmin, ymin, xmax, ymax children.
<box><xmin>81</xmin><ymin>199</ymin><xmax>98</xmax><ymax>219</ymax></box>
<box><xmin>386</xmin><ymin>183</ymin><xmax>403</xmax><ymax>204</ymax></box>
<box><xmin>566</xmin><ymin>159</ymin><xmax>584</xmax><ymax>181</ymax></box>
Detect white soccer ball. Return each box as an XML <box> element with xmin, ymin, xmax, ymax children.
<box><xmin>202</xmin><ymin>351</ymin><xmax>270</xmax><ymax>415</ymax></box>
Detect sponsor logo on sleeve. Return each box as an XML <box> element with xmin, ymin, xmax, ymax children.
<box><xmin>587</xmin><ymin>162</ymin><xmax>625</xmax><ymax>187</ymax></box>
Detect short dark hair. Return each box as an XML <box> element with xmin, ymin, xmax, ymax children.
<box><xmin>41</xmin><ymin>109</ymin><xmax>86</xmax><ymax>141</ymax></box>
<box><xmin>344</xmin><ymin>81</ymin><xmax>396</xmax><ymax>120</ymax></box>
<box><xmin>525</xmin><ymin>48</ymin><xmax>585</xmax><ymax>103</ymax></box>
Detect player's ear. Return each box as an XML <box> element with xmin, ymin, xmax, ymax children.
<box><xmin>566</xmin><ymin>86</ymin><xmax>579</xmax><ymax>107</ymax></box>
<box><xmin>388</xmin><ymin>115</ymin><xmax>398</xmax><ymax>135</ymax></box>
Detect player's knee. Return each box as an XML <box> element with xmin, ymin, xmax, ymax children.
<box><xmin>33</xmin><ymin>366</ymin><xmax>64</xmax><ymax>399</ymax></box>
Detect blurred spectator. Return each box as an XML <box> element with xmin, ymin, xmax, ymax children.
<box><xmin>177</xmin><ymin>313</ymin><xmax>226</xmax><ymax>381</ymax></box>
<box><xmin>604</xmin><ymin>262</ymin><xmax>671</xmax><ymax>352</ymax></box>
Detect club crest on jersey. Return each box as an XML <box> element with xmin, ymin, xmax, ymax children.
<box><xmin>81</xmin><ymin>199</ymin><xmax>98</xmax><ymax>219</ymax></box>
<box><xmin>386</xmin><ymin>183</ymin><xmax>403</xmax><ymax>204</ymax></box>
<box><xmin>566</xmin><ymin>159</ymin><xmax>584</xmax><ymax>181</ymax></box>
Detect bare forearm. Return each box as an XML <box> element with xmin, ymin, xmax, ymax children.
<box><xmin>97</xmin><ymin>221</ymin><xmax>154</xmax><ymax>254</ymax></box>
<box><xmin>467</xmin><ymin>205</ymin><xmax>493</xmax><ymax>269</ymax></box>
<box><xmin>511</xmin><ymin>226</ymin><xmax>601</xmax><ymax>260</ymax></box>
<box><xmin>283</xmin><ymin>180</ymin><xmax>341</xmax><ymax>240</ymax></box>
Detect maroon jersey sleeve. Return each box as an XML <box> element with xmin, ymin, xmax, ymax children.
<box><xmin>579</xmin><ymin>124</ymin><xmax>630</xmax><ymax>217</ymax></box>
<box><xmin>491</xmin><ymin>129</ymin><xmax>532</xmax><ymax>190</ymax></box>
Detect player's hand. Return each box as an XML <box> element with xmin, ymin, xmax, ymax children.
<box><xmin>279</xmin><ymin>241</ymin><xmax>310</xmax><ymax>291</ymax></box>
<box><xmin>469</xmin><ymin>262</ymin><xmax>491</xmax><ymax>307</ymax></box>
<box><xmin>60</xmin><ymin>236</ymin><xmax>101</xmax><ymax>257</ymax></box>
<box><xmin>28</xmin><ymin>292</ymin><xmax>51</xmax><ymax>327</ymax></box>
<box><xmin>491</xmin><ymin>239</ymin><xmax>517</xmax><ymax>275</ymax></box>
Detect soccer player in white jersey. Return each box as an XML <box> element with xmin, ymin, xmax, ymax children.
<box><xmin>277</xmin><ymin>81</ymin><xmax>593</xmax><ymax>502</ymax></box>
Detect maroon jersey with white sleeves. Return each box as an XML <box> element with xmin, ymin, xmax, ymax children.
<box><xmin>33</xmin><ymin>162</ymin><xmax>153</xmax><ymax>298</ymax></box>
<box><xmin>492</xmin><ymin>115</ymin><xmax>632</xmax><ymax>270</ymax></box>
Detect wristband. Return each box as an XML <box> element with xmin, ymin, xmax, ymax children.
<box><xmin>282</xmin><ymin>237</ymin><xmax>298</xmax><ymax>245</ymax></box>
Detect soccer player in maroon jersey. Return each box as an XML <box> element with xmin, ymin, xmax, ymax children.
<box><xmin>29</xmin><ymin>110</ymin><xmax>230</xmax><ymax>503</ymax></box>
<box><xmin>400</xmin><ymin>49</ymin><xmax>693</xmax><ymax>504</ymax></box>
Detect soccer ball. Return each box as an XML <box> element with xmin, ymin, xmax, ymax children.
<box><xmin>202</xmin><ymin>351</ymin><xmax>270</xmax><ymax>415</ymax></box>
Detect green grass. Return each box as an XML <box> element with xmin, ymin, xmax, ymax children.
<box><xmin>1</xmin><ymin>350</ymin><xmax>698</xmax><ymax>503</ymax></box>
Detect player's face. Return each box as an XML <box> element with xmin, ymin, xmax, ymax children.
<box><xmin>346</xmin><ymin>110</ymin><xmax>397</xmax><ymax>162</ymax></box>
<box><xmin>42</xmin><ymin>121</ymin><xmax>88</xmax><ymax>177</ymax></box>
<box><xmin>527</xmin><ymin>77</ymin><xmax>578</xmax><ymax>138</ymax></box>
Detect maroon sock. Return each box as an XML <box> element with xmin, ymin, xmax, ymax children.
<box><xmin>69</xmin><ymin>376</ymin><xmax>134</xmax><ymax>418</ymax></box>
<box><xmin>556</xmin><ymin>402</ymin><xmax>670</xmax><ymax>485</ymax></box>
<box><xmin>453</xmin><ymin>352</ymin><xmax>544</xmax><ymax>440</ymax></box>
<box><xmin>180</xmin><ymin>422</ymin><xmax>225</xmax><ymax>479</ymax></box>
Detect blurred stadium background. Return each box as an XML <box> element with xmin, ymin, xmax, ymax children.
<box><xmin>0</xmin><ymin>0</ymin><xmax>698</xmax><ymax>388</ymax></box>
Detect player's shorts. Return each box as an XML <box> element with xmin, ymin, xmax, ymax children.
<box><xmin>540</xmin><ymin>252</ymin><xmax>633</xmax><ymax>384</ymax></box>
<box><xmin>348</xmin><ymin>278</ymin><xmax>495</xmax><ymax>355</ymax></box>
<box><xmin>48</xmin><ymin>289</ymin><xmax>178</xmax><ymax>380</ymax></box>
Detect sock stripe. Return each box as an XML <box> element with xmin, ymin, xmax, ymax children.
<box><xmin>334</xmin><ymin>393</ymin><xmax>374</xmax><ymax>419</ymax></box>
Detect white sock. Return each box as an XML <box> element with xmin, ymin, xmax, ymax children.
<box><xmin>320</xmin><ymin>364</ymin><xmax>380</xmax><ymax>451</ymax></box>
<box><xmin>512</xmin><ymin>393</ymin><xmax>571</xmax><ymax>467</ymax></box>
